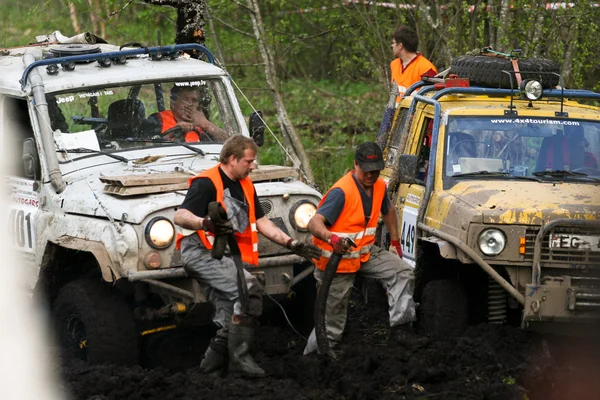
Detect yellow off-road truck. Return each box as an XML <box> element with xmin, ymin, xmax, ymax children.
<box><xmin>379</xmin><ymin>56</ymin><xmax>600</xmax><ymax>334</ymax></box>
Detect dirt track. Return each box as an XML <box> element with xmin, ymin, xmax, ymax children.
<box><xmin>58</xmin><ymin>288</ymin><xmax>600</xmax><ymax>400</ymax></box>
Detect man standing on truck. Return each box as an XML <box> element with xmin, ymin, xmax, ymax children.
<box><xmin>174</xmin><ymin>135</ymin><xmax>321</xmax><ymax>378</ymax></box>
<box><xmin>390</xmin><ymin>25</ymin><xmax>437</xmax><ymax>100</ymax></box>
<box><xmin>142</xmin><ymin>84</ymin><xmax>228</xmax><ymax>142</ymax></box>
<box><xmin>303</xmin><ymin>142</ymin><xmax>426</xmax><ymax>356</ymax></box>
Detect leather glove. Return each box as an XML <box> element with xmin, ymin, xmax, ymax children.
<box><xmin>201</xmin><ymin>217</ymin><xmax>233</xmax><ymax>236</ymax></box>
<box><xmin>287</xmin><ymin>239</ymin><xmax>322</xmax><ymax>260</ymax></box>
<box><xmin>389</xmin><ymin>239</ymin><xmax>403</xmax><ymax>257</ymax></box>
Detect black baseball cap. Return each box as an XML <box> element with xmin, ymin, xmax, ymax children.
<box><xmin>355</xmin><ymin>142</ymin><xmax>385</xmax><ymax>172</ymax></box>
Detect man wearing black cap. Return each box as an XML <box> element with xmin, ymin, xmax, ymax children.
<box><xmin>303</xmin><ymin>142</ymin><xmax>424</xmax><ymax>356</ymax></box>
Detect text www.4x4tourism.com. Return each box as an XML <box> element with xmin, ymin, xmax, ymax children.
<box><xmin>490</xmin><ymin>118</ymin><xmax>580</xmax><ymax>126</ymax></box>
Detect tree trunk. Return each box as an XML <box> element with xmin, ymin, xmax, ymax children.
<box><xmin>415</xmin><ymin>0</ymin><xmax>453</xmax><ymax>66</ymax></box>
<box><xmin>469</xmin><ymin>0</ymin><xmax>482</xmax><ymax>50</ymax></box>
<box><xmin>245</xmin><ymin>0</ymin><xmax>315</xmax><ymax>183</ymax></box>
<box><xmin>65</xmin><ymin>1</ymin><xmax>81</xmax><ymax>34</ymax></box>
<box><xmin>487</xmin><ymin>0</ymin><xmax>497</xmax><ymax>49</ymax></box>
<box><xmin>561</xmin><ymin>25</ymin><xmax>578</xmax><ymax>87</ymax></box>
<box><xmin>206</xmin><ymin>7</ymin><xmax>226</xmax><ymax>67</ymax></box>
<box><xmin>143</xmin><ymin>0</ymin><xmax>207</xmax><ymax>50</ymax></box>
<box><xmin>87</xmin><ymin>0</ymin><xmax>99</xmax><ymax>35</ymax></box>
<box><xmin>497</xmin><ymin>0</ymin><xmax>511</xmax><ymax>51</ymax></box>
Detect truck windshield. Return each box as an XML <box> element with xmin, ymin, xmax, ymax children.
<box><xmin>443</xmin><ymin>117</ymin><xmax>600</xmax><ymax>181</ymax></box>
<box><xmin>46</xmin><ymin>79</ymin><xmax>239</xmax><ymax>152</ymax></box>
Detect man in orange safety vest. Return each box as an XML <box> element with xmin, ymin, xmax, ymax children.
<box><xmin>174</xmin><ymin>135</ymin><xmax>321</xmax><ymax>378</ymax></box>
<box><xmin>304</xmin><ymin>142</ymin><xmax>426</xmax><ymax>356</ymax></box>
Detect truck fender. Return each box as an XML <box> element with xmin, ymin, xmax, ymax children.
<box><xmin>421</xmin><ymin>236</ymin><xmax>457</xmax><ymax>259</ymax></box>
<box><xmin>52</xmin><ymin>236</ymin><xmax>118</xmax><ymax>282</ymax></box>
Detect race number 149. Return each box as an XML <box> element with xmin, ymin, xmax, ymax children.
<box><xmin>401</xmin><ymin>221</ymin><xmax>415</xmax><ymax>255</ymax></box>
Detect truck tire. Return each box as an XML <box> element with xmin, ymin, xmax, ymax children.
<box><xmin>420</xmin><ymin>279</ymin><xmax>468</xmax><ymax>337</ymax></box>
<box><xmin>449</xmin><ymin>55</ymin><xmax>560</xmax><ymax>89</ymax></box>
<box><xmin>53</xmin><ymin>278</ymin><xmax>138</xmax><ymax>365</ymax></box>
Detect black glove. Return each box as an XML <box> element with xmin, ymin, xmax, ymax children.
<box><xmin>201</xmin><ymin>217</ymin><xmax>233</xmax><ymax>236</ymax></box>
<box><xmin>287</xmin><ymin>239</ymin><xmax>322</xmax><ymax>261</ymax></box>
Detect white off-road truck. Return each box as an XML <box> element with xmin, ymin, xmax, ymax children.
<box><xmin>1</xmin><ymin>34</ymin><xmax>321</xmax><ymax>364</ymax></box>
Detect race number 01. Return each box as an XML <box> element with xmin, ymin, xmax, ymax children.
<box><xmin>9</xmin><ymin>209</ymin><xmax>33</xmax><ymax>248</ymax></box>
<box><xmin>401</xmin><ymin>221</ymin><xmax>415</xmax><ymax>255</ymax></box>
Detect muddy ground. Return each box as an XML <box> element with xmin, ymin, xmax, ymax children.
<box><xmin>57</xmin><ymin>286</ymin><xmax>600</xmax><ymax>400</ymax></box>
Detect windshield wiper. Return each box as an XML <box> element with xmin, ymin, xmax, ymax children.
<box><xmin>533</xmin><ymin>170</ymin><xmax>600</xmax><ymax>182</ymax></box>
<box><xmin>452</xmin><ymin>170</ymin><xmax>541</xmax><ymax>181</ymax></box>
<box><xmin>125</xmin><ymin>138</ymin><xmax>205</xmax><ymax>156</ymax></box>
<box><xmin>57</xmin><ymin>147</ymin><xmax>129</xmax><ymax>163</ymax></box>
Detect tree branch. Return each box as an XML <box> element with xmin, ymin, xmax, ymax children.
<box><xmin>212</xmin><ymin>15</ymin><xmax>254</xmax><ymax>38</ymax></box>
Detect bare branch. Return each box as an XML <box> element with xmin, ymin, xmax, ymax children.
<box><xmin>212</xmin><ymin>15</ymin><xmax>254</xmax><ymax>38</ymax></box>
<box><xmin>108</xmin><ymin>0</ymin><xmax>135</xmax><ymax>18</ymax></box>
<box><xmin>231</xmin><ymin>0</ymin><xmax>254</xmax><ymax>14</ymax></box>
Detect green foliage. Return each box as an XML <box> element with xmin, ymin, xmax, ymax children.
<box><xmin>3</xmin><ymin>0</ymin><xmax>599</xmax><ymax>190</ymax></box>
<box><xmin>0</xmin><ymin>0</ymin><xmax>176</xmax><ymax>48</ymax></box>
<box><xmin>232</xmin><ymin>74</ymin><xmax>382</xmax><ymax>191</ymax></box>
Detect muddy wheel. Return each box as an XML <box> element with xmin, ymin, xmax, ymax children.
<box><xmin>449</xmin><ymin>56</ymin><xmax>560</xmax><ymax>89</ymax></box>
<box><xmin>420</xmin><ymin>279</ymin><xmax>468</xmax><ymax>337</ymax></box>
<box><xmin>53</xmin><ymin>278</ymin><xmax>138</xmax><ymax>365</ymax></box>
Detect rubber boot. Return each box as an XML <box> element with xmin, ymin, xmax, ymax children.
<box><xmin>228</xmin><ymin>322</ymin><xmax>266</xmax><ymax>378</ymax></box>
<box><xmin>200</xmin><ymin>335</ymin><xmax>228</xmax><ymax>377</ymax></box>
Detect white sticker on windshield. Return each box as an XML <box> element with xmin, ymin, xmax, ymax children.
<box><xmin>453</xmin><ymin>164</ymin><xmax>461</xmax><ymax>173</ymax></box>
<box><xmin>56</xmin><ymin>130</ymin><xmax>100</xmax><ymax>151</ymax></box>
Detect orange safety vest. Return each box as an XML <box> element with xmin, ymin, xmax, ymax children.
<box><xmin>175</xmin><ymin>164</ymin><xmax>259</xmax><ymax>266</ymax></box>
<box><xmin>313</xmin><ymin>172</ymin><xmax>386</xmax><ymax>273</ymax></box>
<box><xmin>157</xmin><ymin>110</ymin><xmax>202</xmax><ymax>143</ymax></box>
<box><xmin>390</xmin><ymin>54</ymin><xmax>437</xmax><ymax>101</ymax></box>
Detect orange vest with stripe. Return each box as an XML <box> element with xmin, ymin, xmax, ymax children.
<box><xmin>157</xmin><ymin>110</ymin><xmax>202</xmax><ymax>143</ymax></box>
<box><xmin>176</xmin><ymin>164</ymin><xmax>259</xmax><ymax>266</ymax></box>
<box><xmin>390</xmin><ymin>54</ymin><xmax>437</xmax><ymax>101</ymax></box>
<box><xmin>313</xmin><ymin>172</ymin><xmax>386</xmax><ymax>273</ymax></box>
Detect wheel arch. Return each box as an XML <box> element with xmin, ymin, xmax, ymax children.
<box><xmin>36</xmin><ymin>237</ymin><xmax>119</xmax><ymax>302</ymax></box>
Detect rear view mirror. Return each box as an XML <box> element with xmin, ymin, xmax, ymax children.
<box><xmin>22</xmin><ymin>138</ymin><xmax>41</xmax><ymax>180</ymax></box>
<box><xmin>249</xmin><ymin>111</ymin><xmax>265</xmax><ymax>147</ymax></box>
<box><xmin>397</xmin><ymin>154</ymin><xmax>419</xmax><ymax>184</ymax></box>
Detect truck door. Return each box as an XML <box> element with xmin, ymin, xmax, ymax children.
<box><xmin>396</xmin><ymin>115</ymin><xmax>433</xmax><ymax>267</ymax></box>
<box><xmin>2</xmin><ymin>97</ymin><xmax>40</xmax><ymax>289</ymax></box>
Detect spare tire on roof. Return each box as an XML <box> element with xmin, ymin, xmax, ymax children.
<box><xmin>449</xmin><ymin>55</ymin><xmax>560</xmax><ymax>89</ymax></box>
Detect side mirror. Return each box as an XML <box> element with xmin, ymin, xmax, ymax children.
<box><xmin>249</xmin><ymin>110</ymin><xmax>265</xmax><ymax>147</ymax></box>
<box><xmin>22</xmin><ymin>138</ymin><xmax>41</xmax><ymax>180</ymax></box>
<box><xmin>397</xmin><ymin>154</ymin><xmax>419</xmax><ymax>184</ymax></box>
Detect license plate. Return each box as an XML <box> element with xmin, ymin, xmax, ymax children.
<box><xmin>550</xmin><ymin>234</ymin><xmax>600</xmax><ymax>251</ymax></box>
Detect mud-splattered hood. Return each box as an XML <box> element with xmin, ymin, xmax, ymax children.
<box><xmin>55</xmin><ymin>150</ymin><xmax>315</xmax><ymax>224</ymax></box>
<box><xmin>446</xmin><ymin>180</ymin><xmax>600</xmax><ymax>225</ymax></box>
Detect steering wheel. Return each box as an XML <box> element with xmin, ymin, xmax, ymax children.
<box><xmin>161</xmin><ymin>126</ymin><xmax>213</xmax><ymax>143</ymax></box>
<box><xmin>572</xmin><ymin>167</ymin><xmax>600</xmax><ymax>176</ymax></box>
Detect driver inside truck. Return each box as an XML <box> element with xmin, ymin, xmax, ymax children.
<box><xmin>536</xmin><ymin>125</ymin><xmax>598</xmax><ymax>171</ymax></box>
<box><xmin>141</xmin><ymin>85</ymin><xmax>228</xmax><ymax>143</ymax></box>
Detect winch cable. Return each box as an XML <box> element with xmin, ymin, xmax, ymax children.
<box><xmin>227</xmin><ymin>75</ymin><xmax>318</xmax><ymax>190</ymax></box>
<box><xmin>264</xmin><ymin>292</ymin><xmax>307</xmax><ymax>341</ymax></box>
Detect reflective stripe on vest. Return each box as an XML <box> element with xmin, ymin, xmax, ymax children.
<box><xmin>157</xmin><ymin>110</ymin><xmax>202</xmax><ymax>143</ymax></box>
<box><xmin>176</xmin><ymin>164</ymin><xmax>259</xmax><ymax>266</ymax></box>
<box><xmin>313</xmin><ymin>172</ymin><xmax>385</xmax><ymax>273</ymax></box>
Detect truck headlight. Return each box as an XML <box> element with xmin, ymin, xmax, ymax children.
<box><xmin>478</xmin><ymin>229</ymin><xmax>506</xmax><ymax>256</ymax></box>
<box><xmin>145</xmin><ymin>217</ymin><xmax>175</xmax><ymax>249</ymax></box>
<box><xmin>289</xmin><ymin>201</ymin><xmax>317</xmax><ymax>232</ymax></box>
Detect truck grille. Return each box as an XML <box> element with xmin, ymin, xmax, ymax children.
<box><xmin>525</xmin><ymin>226</ymin><xmax>600</xmax><ymax>266</ymax></box>
<box><xmin>260</xmin><ymin>200</ymin><xmax>273</xmax><ymax>216</ymax></box>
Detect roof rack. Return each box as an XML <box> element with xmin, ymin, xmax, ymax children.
<box><xmin>21</xmin><ymin>43</ymin><xmax>215</xmax><ymax>89</ymax></box>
